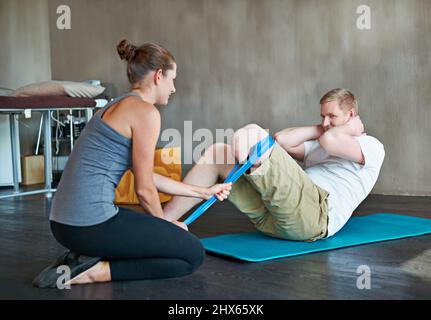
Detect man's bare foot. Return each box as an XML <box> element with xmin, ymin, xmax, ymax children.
<box><xmin>66</xmin><ymin>261</ymin><xmax>111</xmax><ymax>285</ymax></box>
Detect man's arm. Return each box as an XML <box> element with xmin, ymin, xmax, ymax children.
<box><xmin>318</xmin><ymin>116</ymin><xmax>365</xmax><ymax>164</ymax></box>
<box><xmin>274</xmin><ymin>125</ymin><xmax>324</xmax><ymax>161</ymax></box>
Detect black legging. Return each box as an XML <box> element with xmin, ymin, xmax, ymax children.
<box><xmin>50</xmin><ymin>207</ymin><xmax>205</xmax><ymax>281</ymax></box>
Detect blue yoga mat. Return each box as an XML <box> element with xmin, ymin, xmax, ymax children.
<box><xmin>201</xmin><ymin>213</ymin><xmax>431</xmax><ymax>262</ymax></box>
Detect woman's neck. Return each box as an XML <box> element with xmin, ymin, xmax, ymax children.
<box><xmin>131</xmin><ymin>87</ymin><xmax>156</xmax><ymax>105</ymax></box>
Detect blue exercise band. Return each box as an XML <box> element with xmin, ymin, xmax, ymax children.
<box><xmin>184</xmin><ymin>135</ymin><xmax>275</xmax><ymax>225</ymax></box>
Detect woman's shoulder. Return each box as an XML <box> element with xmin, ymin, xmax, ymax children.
<box><xmin>119</xmin><ymin>97</ymin><xmax>160</xmax><ymax>126</ymax></box>
<box><xmin>101</xmin><ymin>95</ymin><xmax>160</xmax><ymax>138</ymax></box>
<box><xmin>119</xmin><ymin>96</ymin><xmax>159</xmax><ymax>116</ymax></box>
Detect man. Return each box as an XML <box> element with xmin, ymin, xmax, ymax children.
<box><xmin>164</xmin><ymin>88</ymin><xmax>385</xmax><ymax>241</ymax></box>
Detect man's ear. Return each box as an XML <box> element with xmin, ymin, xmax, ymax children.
<box><xmin>153</xmin><ymin>69</ymin><xmax>163</xmax><ymax>85</ymax></box>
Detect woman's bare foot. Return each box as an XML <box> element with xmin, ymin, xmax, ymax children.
<box><xmin>66</xmin><ymin>261</ymin><xmax>111</xmax><ymax>285</ymax></box>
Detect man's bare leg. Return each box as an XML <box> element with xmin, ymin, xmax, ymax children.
<box><xmin>231</xmin><ymin>123</ymin><xmax>273</xmax><ymax>172</ymax></box>
<box><xmin>164</xmin><ymin>124</ymin><xmax>273</xmax><ymax>222</ymax></box>
<box><xmin>164</xmin><ymin>143</ymin><xmax>236</xmax><ymax>221</ymax></box>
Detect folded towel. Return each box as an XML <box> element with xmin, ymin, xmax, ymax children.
<box><xmin>11</xmin><ymin>80</ymin><xmax>105</xmax><ymax>99</ymax></box>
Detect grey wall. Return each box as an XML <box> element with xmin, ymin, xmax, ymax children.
<box><xmin>44</xmin><ymin>0</ymin><xmax>431</xmax><ymax>195</ymax></box>
<box><xmin>0</xmin><ymin>0</ymin><xmax>52</xmax><ymax>155</ymax></box>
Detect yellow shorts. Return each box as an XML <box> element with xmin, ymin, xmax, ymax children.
<box><xmin>228</xmin><ymin>143</ymin><xmax>329</xmax><ymax>241</ymax></box>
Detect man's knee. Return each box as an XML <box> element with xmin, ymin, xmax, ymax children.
<box><xmin>232</xmin><ymin>124</ymin><xmax>269</xmax><ymax>162</ymax></box>
<box><xmin>242</xmin><ymin>123</ymin><xmax>264</xmax><ymax>131</ymax></box>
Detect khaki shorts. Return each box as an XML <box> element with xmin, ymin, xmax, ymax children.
<box><xmin>228</xmin><ymin>143</ymin><xmax>329</xmax><ymax>241</ymax></box>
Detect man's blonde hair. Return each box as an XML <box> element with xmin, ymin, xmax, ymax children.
<box><xmin>320</xmin><ymin>88</ymin><xmax>358</xmax><ymax>115</ymax></box>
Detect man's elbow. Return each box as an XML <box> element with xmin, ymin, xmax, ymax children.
<box><xmin>274</xmin><ymin>130</ymin><xmax>290</xmax><ymax>146</ymax></box>
<box><xmin>274</xmin><ymin>132</ymin><xmax>282</xmax><ymax>144</ymax></box>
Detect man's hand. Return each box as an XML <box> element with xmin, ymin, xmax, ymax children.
<box><xmin>345</xmin><ymin>116</ymin><xmax>364</xmax><ymax>136</ymax></box>
<box><xmin>316</xmin><ymin>124</ymin><xmax>326</xmax><ymax>137</ymax></box>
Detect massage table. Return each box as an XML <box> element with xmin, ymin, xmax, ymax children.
<box><xmin>0</xmin><ymin>96</ymin><xmax>98</xmax><ymax>199</ymax></box>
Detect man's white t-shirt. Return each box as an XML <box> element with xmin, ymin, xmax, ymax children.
<box><xmin>303</xmin><ymin>135</ymin><xmax>385</xmax><ymax>237</ymax></box>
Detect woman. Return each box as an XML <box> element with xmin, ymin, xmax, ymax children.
<box><xmin>33</xmin><ymin>40</ymin><xmax>232</xmax><ymax>287</ymax></box>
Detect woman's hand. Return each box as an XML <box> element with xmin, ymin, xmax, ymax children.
<box><xmin>204</xmin><ymin>183</ymin><xmax>232</xmax><ymax>201</ymax></box>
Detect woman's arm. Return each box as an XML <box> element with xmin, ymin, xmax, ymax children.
<box><xmin>153</xmin><ymin>173</ymin><xmax>232</xmax><ymax>201</ymax></box>
<box><xmin>130</xmin><ymin>102</ymin><xmax>165</xmax><ymax>219</ymax></box>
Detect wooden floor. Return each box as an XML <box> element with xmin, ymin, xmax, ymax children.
<box><xmin>0</xmin><ymin>187</ymin><xmax>430</xmax><ymax>300</ymax></box>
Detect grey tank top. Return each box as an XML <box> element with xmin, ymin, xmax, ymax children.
<box><xmin>50</xmin><ymin>92</ymin><xmax>141</xmax><ymax>226</ymax></box>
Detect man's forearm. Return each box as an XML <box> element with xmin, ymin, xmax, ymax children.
<box><xmin>318</xmin><ymin>122</ymin><xmax>359</xmax><ymax>151</ymax></box>
<box><xmin>275</xmin><ymin>125</ymin><xmax>323</xmax><ymax>147</ymax></box>
<box><xmin>325</xmin><ymin>123</ymin><xmax>356</xmax><ymax>136</ymax></box>
<box><xmin>318</xmin><ymin>126</ymin><xmax>365</xmax><ymax>164</ymax></box>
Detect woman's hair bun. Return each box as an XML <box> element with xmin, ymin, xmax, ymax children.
<box><xmin>117</xmin><ymin>39</ymin><xmax>137</xmax><ymax>61</ymax></box>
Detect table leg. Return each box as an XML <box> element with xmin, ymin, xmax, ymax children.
<box><xmin>43</xmin><ymin>111</ymin><xmax>53</xmax><ymax>198</ymax></box>
<box><xmin>9</xmin><ymin>114</ymin><xmax>20</xmax><ymax>193</ymax></box>
<box><xmin>85</xmin><ymin>108</ymin><xmax>93</xmax><ymax>122</ymax></box>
